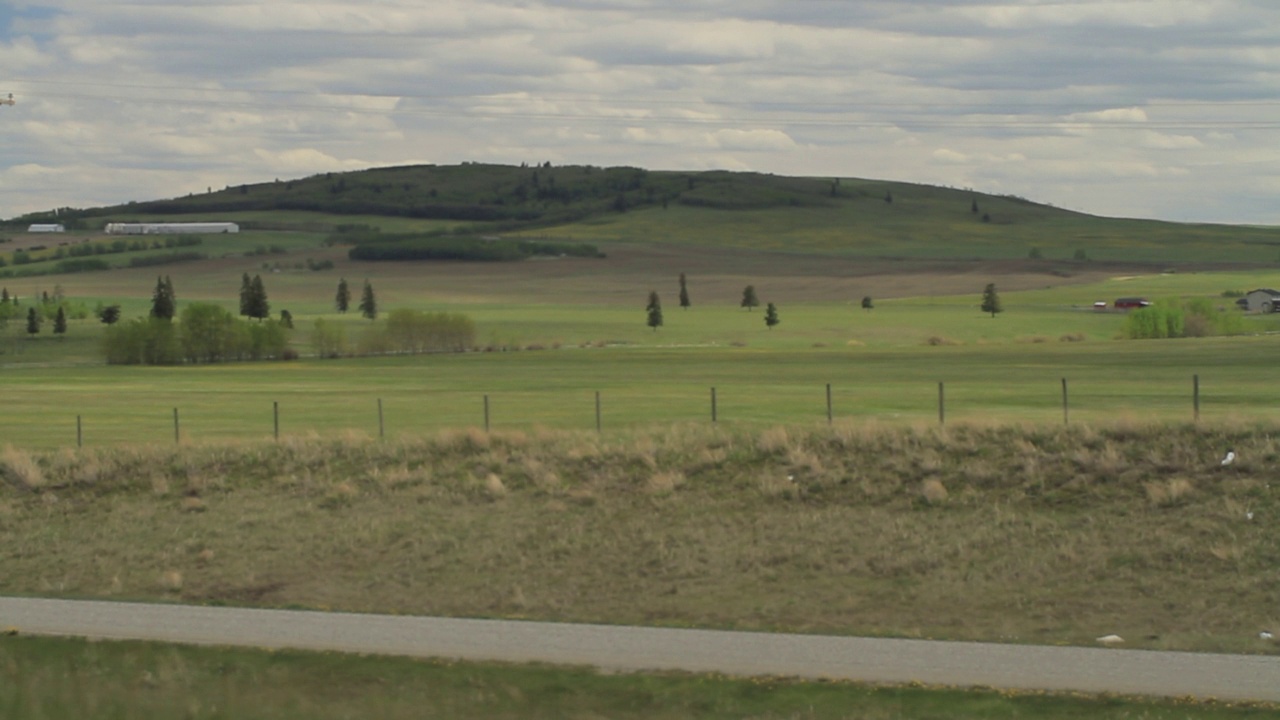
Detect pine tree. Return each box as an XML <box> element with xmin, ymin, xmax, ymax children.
<box><xmin>981</xmin><ymin>283</ymin><xmax>1003</xmax><ymax>318</ymax></box>
<box><xmin>239</xmin><ymin>272</ymin><xmax>252</xmax><ymax>316</ymax></box>
<box><xmin>861</xmin><ymin>296</ymin><xmax>874</xmax><ymax>311</ymax></box>
<box><xmin>646</xmin><ymin>291</ymin><xmax>663</xmax><ymax>331</ymax></box>
<box><xmin>359</xmin><ymin>280</ymin><xmax>377</xmax><ymax>320</ymax></box>
<box><xmin>1</xmin><ymin>288</ymin><xmax>8</xmax><ymax>303</ymax></box>
<box><xmin>740</xmin><ymin>285</ymin><xmax>759</xmax><ymax>312</ymax></box>
<box><xmin>764</xmin><ymin>302</ymin><xmax>779</xmax><ymax>330</ymax></box>
<box><xmin>53</xmin><ymin>306</ymin><xmax>67</xmax><ymax>336</ymax></box>
<box><xmin>280</xmin><ymin>309</ymin><xmax>293</xmax><ymax>329</ymax></box>
<box><xmin>678</xmin><ymin>273</ymin><xmax>690</xmax><ymax>310</ymax></box>
<box><xmin>151</xmin><ymin>275</ymin><xmax>175</xmax><ymax>320</ymax></box>
<box><xmin>247</xmin><ymin>274</ymin><xmax>270</xmax><ymax>320</ymax></box>
<box><xmin>336</xmin><ymin>278</ymin><xmax>351</xmax><ymax>313</ymax></box>
<box><xmin>25</xmin><ymin>307</ymin><xmax>40</xmax><ymax>337</ymax></box>
<box><xmin>97</xmin><ymin>304</ymin><xmax>121</xmax><ymax>325</ymax></box>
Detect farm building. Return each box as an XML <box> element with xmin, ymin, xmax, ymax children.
<box><xmin>27</xmin><ymin>224</ymin><xmax>65</xmax><ymax>233</ymax></box>
<box><xmin>1243</xmin><ymin>289</ymin><xmax>1280</xmax><ymax>313</ymax></box>
<box><xmin>1113</xmin><ymin>297</ymin><xmax>1151</xmax><ymax>310</ymax></box>
<box><xmin>104</xmin><ymin>222</ymin><xmax>239</xmax><ymax>235</ymax></box>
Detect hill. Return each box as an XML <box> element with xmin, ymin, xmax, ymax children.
<box><xmin>8</xmin><ymin>163</ymin><xmax>1280</xmax><ymax>265</ymax></box>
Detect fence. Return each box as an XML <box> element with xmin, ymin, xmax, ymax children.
<box><xmin>44</xmin><ymin>375</ymin><xmax>1218</xmax><ymax>450</ymax></box>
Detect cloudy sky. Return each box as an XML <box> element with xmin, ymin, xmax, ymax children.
<box><xmin>3</xmin><ymin>1</ymin><xmax>1280</xmax><ymax>223</ymax></box>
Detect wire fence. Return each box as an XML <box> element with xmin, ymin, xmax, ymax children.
<box><xmin>35</xmin><ymin>375</ymin><xmax>1223</xmax><ymax>450</ymax></box>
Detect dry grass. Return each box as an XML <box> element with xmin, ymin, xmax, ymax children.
<box><xmin>1</xmin><ymin>421</ymin><xmax>1279</xmax><ymax>653</ymax></box>
<box><xmin>0</xmin><ymin>446</ymin><xmax>44</xmax><ymax>489</ymax></box>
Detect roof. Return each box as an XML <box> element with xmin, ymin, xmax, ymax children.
<box><xmin>1247</xmin><ymin>288</ymin><xmax>1280</xmax><ymax>297</ymax></box>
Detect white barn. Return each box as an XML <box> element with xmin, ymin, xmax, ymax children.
<box><xmin>28</xmin><ymin>224</ymin><xmax>65</xmax><ymax>233</ymax></box>
<box><xmin>105</xmin><ymin>222</ymin><xmax>239</xmax><ymax>235</ymax></box>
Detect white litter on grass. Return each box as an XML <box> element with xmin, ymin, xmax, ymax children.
<box><xmin>1095</xmin><ymin>634</ymin><xmax>1124</xmax><ymax>645</ymax></box>
<box><xmin>1260</xmin><ymin>631</ymin><xmax>1274</xmax><ymax>640</ymax></box>
<box><xmin>1221</xmin><ymin>450</ymin><xmax>1236</xmax><ymax>466</ymax></box>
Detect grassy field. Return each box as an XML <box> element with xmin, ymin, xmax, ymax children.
<box><xmin>2</xmin><ymin>422</ymin><xmax>1279</xmax><ymax>656</ymax></box>
<box><xmin>5</xmin><ymin>635</ymin><xmax>1274</xmax><ymax>720</ymax></box>
<box><xmin>5</xmin><ymin>338</ymin><xmax>1280</xmax><ymax>448</ymax></box>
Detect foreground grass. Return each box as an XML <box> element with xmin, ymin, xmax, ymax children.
<box><xmin>2</xmin><ymin>422</ymin><xmax>1279</xmax><ymax>654</ymax></box>
<box><xmin>4</xmin><ymin>635</ymin><xmax>1274</xmax><ymax>720</ymax></box>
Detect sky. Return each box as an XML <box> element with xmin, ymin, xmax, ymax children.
<box><xmin>3</xmin><ymin>1</ymin><xmax>1280</xmax><ymax>224</ymax></box>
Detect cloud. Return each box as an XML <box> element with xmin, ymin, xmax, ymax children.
<box><xmin>3</xmin><ymin>1</ymin><xmax>1280</xmax><ymax>222</ymax></box>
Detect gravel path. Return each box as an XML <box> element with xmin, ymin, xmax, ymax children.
<box><xmin>2</xmin><ymin>596</ymin><xmax>1277</xmax><ymax>701</ymax></box>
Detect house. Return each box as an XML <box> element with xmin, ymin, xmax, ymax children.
<box><xmin>1113</xmin><ymin>297</ymin><xmax>1151</xmax><ymax>310</ymax></box>
<box><xmin>1244</xmin><ymin>288</ymin><xmax>1280</xmax><ymax>313</ymax></box>
<box><xmin>27</xmin><ymin>224</ymin><xmax>65</xmax><ymax>233</ymax></box>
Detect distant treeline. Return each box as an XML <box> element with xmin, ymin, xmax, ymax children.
<box><xmin>15</xmin><ymin>164</ymin><xmax>861</xmax><ymax>231</ymax></box>
<box><xmin>340</xmin><ymin>230</ymin><xmax>604</xmax><ymax>262</ymax></box>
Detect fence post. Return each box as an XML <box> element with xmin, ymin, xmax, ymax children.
<box><xmin>938</xmin><ymin>382</ymin><xmax>945</xmax><ymax>425</ymax></box>
<box><xmin>378</xmin><ymin>398</ymin><xmax>385</xmax><ymax>439</ymax></box>
<box><xmin>711</xmin><ymin>387</ymin><xmax>718</xmax><ymax>424</ymax></box>
<box><xmin>76</xmin><ymin>415</ymin><xmax>82</xmax><ymax>448</ymax></box>
<box><xmin>1061</xmin><ymin>378</ymin><xmax>1069</xmax><ymax>425</ymax></box>
<box><xmin>484</xmin><ymin>394</ymin><xmax>490</xmax><ymax>433</ymax></box>
<box><xmin>595</xmin><ymin>391</ymin><xmax>602</xmax><ymax>433</ymax></box>
<box><xmin>1193</xmin><ymin>374</ymin><xmax>1200</xmax><ymax>422</ymax></box>
<box><xmin>273</xmin><ymin>401</ymin><xmax>279</xmax><ymax>441</ymax></box>
<box><xmin>173</xmin><ymin>408</ymin><xmax>180</xmax><ymax>444</ymax></box>
<box><xmin>826</xmin><ymin>383</ymin><xmax>833</xmax><ymax>425</ymax></box>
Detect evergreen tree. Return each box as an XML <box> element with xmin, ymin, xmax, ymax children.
<box><xmin>740</xmin><ymin>285</ymin><xmax>759</xmax><ymax>312</ymax></box>
<box><xmin>25</xmin><ymin>307</ymin><xmax>40</xmax><ymax>337</ymax></box>
<box><xmin>280</xmin><ymin>309</ymin><xmax>293</xmax><ymax>329</ymax></box>
<box><xmin>336</xmin><ymin>278</ymin><xmax>351</xmax><ymax>313</ymax></box>
<box><xmin>981</xmin><ymin>283</ymin><xmax>1003</xmax><ymax>318</ymax></box>
<box><xmin>971</xmin><ymin>198</ymin><xmax>979</xmax><ymax>214</ymax></box>
<box><xmin>97</xmin><ymin>304</ymin><xmax>122</xmax><ymax>325</ymax></box>
<box><xmin>239</xmin><ymin>272</ymin><xmax>252</xmax><ymax>317</ymax></box>
<box><xmin>646</xmin><ymin>291</ymin><xmax>663</xmax><ymax>331</ymax></box>
<box><xmin>678</xmin><ymin>273</ymin><xmax>690</xmax><ymax>310</ymax></box>
<box><xmin>764</xmin><ymin>302</ymin><xmax>779</xmax><ymax>330</ymax></box>
<box><xmin>359</xmin><ymin>280</ymin><xmax>377</xmax><ymax>320</ymax></box>
<box><xmin>247</xmin><ymin>274</ymin><xmax>270</xmax><ymax>320</ymax></box>
<box><xmin>151</xmin><ymin>275</ymin><xmax>176</xmax><ymax>320</ymax></box>
<box><xmin>53</xmin><ymin>306</ymin><xmax>67</xmax><ymax>336</ymax></box>
<box><xmin>1</xmin><ymin>288</ymin><xmax>8</xmax><ymax>303</ymax></box>
<box><xmin>861</xmin><ymin>296</ymin><xmax>874</xmax><ymax>311</ymax></box>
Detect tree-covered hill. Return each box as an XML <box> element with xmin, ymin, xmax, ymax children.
<box><xmin>8</xmin><ymin>163</ymin><xmax>1280</xmax><ymax>265</ymax></box>
<box><xmin>10</xmin><ymin>163</ymin><xmax>1047</xmax><ymax>228</ymax></box>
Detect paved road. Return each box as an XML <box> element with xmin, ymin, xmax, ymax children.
<box><xmin>2</xmin><ymin>596</ymin><xmax>1277</xmax><ymax>701</ymax></box>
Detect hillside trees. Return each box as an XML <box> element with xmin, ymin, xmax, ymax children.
<box><xmin>981</xmin><ymin>283</ymin><xmax>1002</xmax><ymax>318</ymax></box>
<box><xmin>25</xmin><ymin>307</ymin><xmax>40</xmax><ymax>337</ymax></box>
<box><xmin>312</xmin><ymin>318</ymin><xmax>348</xmax><ymax>358</ymax></box>
<box><xmin>646</xmin><ymin>291</ymin><xmax>663</xmax><ymax>331</ymax></box>
<box><xmin>335</xmin><ymin>278</ymin><xmax>351</xmax><ymax>313</ymax></box>
<box><xmin>96</xmin><ymin>304</ymin><xmax>121</xmax><ymax>325</ymax></box>
<box><xmin>247</xmin><ymin>275</ymin><xmax>270</xmax><ymax>320</ymax></box>
<box><xmin>105</xmin><ymin>304</ymin><xmax>290</xmax><ymax>365</ymax></box>
<box><xmin>359</xmin><ymin>280</ymin><xmax>378</xmax><ymax>320</ymax></box>
<box><xmin>150</xmin><ymin>276</ymin><xmax>175</xmax><ymax>320</ymax></box>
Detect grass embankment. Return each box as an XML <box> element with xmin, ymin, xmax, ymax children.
<box><xmin>2</xmin><ymin>422</ymin><xmax>1277</xmax><ymax>654</ymax></box>
<box><xmin>3</xmin><ymin>635</ymin><xmax>1275</xmax><ymax>720</ymax></box>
